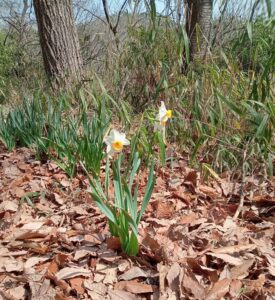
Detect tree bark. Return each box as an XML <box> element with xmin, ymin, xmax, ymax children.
<box><xmin>185</xmin><ymin>0</ymin><xmax>213</xmax><ymax>63</ymax></box>
<box><xmin>33</xmin><ymin>0</ymin><xmax>83</xmax><ymax>87</ymax></box>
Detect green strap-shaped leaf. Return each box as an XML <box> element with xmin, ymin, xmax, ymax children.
<box><xmin>124</xmin><ymin>233</ymin><xmax>139</xmax><ymax>256</ymax></box>
<box><xmin>113</xmin><ymin>156</ymin><xmax>124</xmax><ymax>209</ymax></box>
<box><xmin>91</xmin><ymin>192</ymin><xmax>117</xmax><ymax>224</ymax></box>
<box><xmin>137</xmin><ymin>162</ymin><xmax>155</xmax><ymax>224</ymax></box>
<box><xmin>105</xmin><ymin>156</ymin><xmax>110</xmax><ymax>200</ymax></box>
<box><xmin>256</xmin><ymin>115</ymin><xmax>269</xmax><ymax>137</ymax></box>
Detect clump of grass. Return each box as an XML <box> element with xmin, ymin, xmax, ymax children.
<box><xmin>0</xmin><ymin>88</ymin><xmax>111</xmax><ymax>177</ymax></box>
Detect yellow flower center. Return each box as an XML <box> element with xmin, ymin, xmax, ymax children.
<box><xmin>112</xmin><ymin>140</ymin><xmax>123</xmax><ymax>151</ymax></box>
<box><xmin>166</xmin><ymin>110</ymin><xmax>172</xmax><ymax>118</ymax></box>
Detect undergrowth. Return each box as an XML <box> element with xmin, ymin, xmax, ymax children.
<box><xmin>0</xmin><ymin>11</ymin><xmax>274</xmax><ymax>178</ymax></box>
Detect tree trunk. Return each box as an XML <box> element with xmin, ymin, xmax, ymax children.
<box><xmin>185</xmin><ymin>0</ymin><xmax>213</xmax><ymax>64</ymax></box>
<box><xmin>33</xmin><ymin>0</ymin><xmax>82</xmax><ymax>87</ymax></box>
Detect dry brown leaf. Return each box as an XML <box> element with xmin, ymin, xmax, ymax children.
<box><xmin>221</xmin><ymin>180</ymin><xmax>240</xmax><ymax>196</ymax></box>
<box><xmin>252</xmin><ymin>194</ymin><xmax>274</xmax><ymax>206</ymax></box>
<box><xmin>117</xmin><ymin>260</ymin><xmax>130</xmax><ymax>273</ymax></box>
<box><xmin>94</xmin><ymin>272</ymin><xmax>105</xmax><ymax>283</ymax></box>
<box><xmin>210</xmin><ymin>244</ymin><xmax>256</xmax><ymax>254</ymax></box>
<box><xmin>141</xmin><ymin>232</ymin><xmax>161</xmax><ymax>252</ymax></box>
<box><xmin>115</xmin><ymin>280</ymin><xmax>155</xmax><ymax>294</ymax></box>
<box><xmin>181</xmin><ymin>269</ymin><xmax>205</xmax><ymax>299</ymax></box>
<box><xmin>84</xmin><ymin>281</ymin><xmax>108</xmax><ymax>296</ymax></box>
<box><xmin>48</xmin><ymin>162</ymin><xmax>58</xmax><ymax>171</ymax></box>
<box><xmin>46</xmin><ymin>272</ymin><xmax>71</xmax><ymax>294</ymax></box>
<box><xmin>55</xmin><ymin>267</ymin><xmax>91</xmax><ymax>280</ymax></box>
<box><xmin>119</xmin><ymin>267</ymin><xmax>149</xmax><ymax>281</ymax></box>
<box><xmin>12</xmin><ymin>187</ymin><xmax>25</xmax><ymax>198</ymax></box>
<box><xmin>30</xmin><ymin>244</ymin><xmax>49</xmax><ymax>255</ymax></box>
<box><xmin>103</xmin><ymin>266</ymin><xmax>118</xmax><ymax>284</ymax></box>
<box><xmin>69</xmin><ymin>277</ymin><xmax>85</xmax><ymax>295</ymax></box>
<box><xmin>3</xmin><ymin>164</ymin><xmax>21</xmax><ymax>179</ymax></box>
<box><xmin>2</xmin><ymin>258</ymin><xmax>24</xmax><ymax>272</ymax></box>
<box><xmin>207</xmin><ymin>253</ymin><xmax>243</xmax><ymax>266</ymax></box>
<box><xmin>60</xmin><ymin>179</ymin><xmax>71</xmax><ymax>188</ymax></box>
<box><xmin>6</xmin><ymin>285</ymin><xmax>26</xmax><ymax>300</ymax></box>
<box><xmin>74</xmin><ymin>248</ymin><xmax>97</xmax><ymax>260</ymax></box>
<box><xmin>0</xmin><ymin>249</ymin><xmax>27</xmax><ymax>257</ymax></box>
<box><xmin>159</xmin><ymin>289</ymin><xmax>178</xmax><ymax>300</ymax></box>
<box><xmin>156</xmin><ymin>201</ymin><xmax>174</xmax><ymax>219</ymax></box>
<box><xmin>17</xmin><ymin>162</ymin><xmax>32</xmax><ymax>173</ymax></box>
<box><xmin>53</xmin><ymin>193</ymin><xmax>64</xmax><ymax>205</ymax></box>
<box><xmin>219</xmin><ymin>265</ymin><xmax>231</xmax><ymax>280</ymax></box>
<box><xmin>86</xmin><ymin>291</ymin><xmax>103</xmax><ymax>300</ymax></box>
<box><xmin>230</xmin><ymin>259</ymin><xmax>254</xmax><ymax>279</ymax></box>
<box><xmin>71</xmin><ymin>206</ymin><xmax>88</xmax><ymax>215</ymax></box>
<box><xmin>25</xmin><ymin>256</ymin><xmax>50</xmax><ymax>269</ymax></box>
<box><xmin>29</xmin><ymin>279</ymin><xmax>56</xmax><ymax>299</ymax></box>
<box><xmin>246</xmin><ymin>274</ymin><xmax>266</xmax><ymax>292</ymax></box>
<box><xmin>0</xmin><ymin>200</ymin><xmax>18</xmax><ymax>212</ymax></box>
<box><xmin>147</xmin><ymin>217</ymin><xmax>176</xmax><ymax>227</ymax></box>
<box><xmin>229</xmin><ymin>279</ymin><xmax>243</xmax><ymax>297</ymax></box>
<box><xmin>184</xmin><ymin>169</ymin><xmax>197</xmax><ymax>187</ymax></box>
<box><xmin>187</xmin><ymin>258</ymin><xmax>218</xmax><ymax>282</ymax></box>
<box><xmin>28</xmin><ymin>180</ymin><xmax>41</xmax><ymax>192</ymax></box>
<box><xmin>166</xmin><ymin>263</ymin><xmax>181</xmax><ymax>292</ymax></box>
<box><xmin>179</xmin><ymin>212</ymin><xmax>198</xmax><ymax>224</ymax></box>
<box><xmin>54</xmin><ymin>253</ymin><xmax>72</xmax><ymax>266</ymax></box>
<box><xmin>21</xmin><ymin>222</ymin><xmax>45</xmax><ymax>231</ymax></box>
<box><xmin>95</xmin><ymin>262</ymin><xmax>118</xmax><ymax>284</ymax></box>
<box><xmin>199</xmin><ymin>185</ymin><xmax>219</xmax><ymax>198</ymax></box>
<box><xmin>172</xmin><ymin>191</ymin><xmax>193</xmax><ymax>206</ymax></box>
<box><xmin>268</xmin><ymin>265</ymin><xmax>275</xmax><ymax>276</ymax></box>
<box><xmin>108</xmin><ymin>289</ymin><xmax>138</xmax><ymax>300</ymax></box>
<box><xmin>47</xmin><ymin>260</ymin><xmax>58</xmax><ymax>274</ymax></box>
<box><xmin>84</xmin><ymin>233</ymin><xmax>105</xmax><ymax>245</ymax></box>
<box><xmin>158</xmin><ymin>263</ymin><xmax>169</xmax><ymax>294</ymax></box>
<box><xmin>155</xmin><ymin>176</ymin><xmax>166</xmax><ymax>189</ymax></box>
<box><xmin>55</xmin><ymin>291</ymin><xmax>74</xmax><ymax>300</ymax></box>
<box><xmin>206</xmin><ymin>278</ymin><xmax>231</xmax><ymax>300</ymax></box>
<box><xmin>13</xmin><ymin>227</ymin><xmax>52</xmax><ymax>240</ymax></box>
<box><xmin>107</xmin><ymin>236</ymin><xmax>121</xmax><ymax>250</ymax></box>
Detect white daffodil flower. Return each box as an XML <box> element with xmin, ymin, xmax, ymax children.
<box><xmin>104</xmin><ymin>129</ymin><xmax>130</xmax><ymax>155</ymax></box>
<box><xmin>154</xmin><ymin>101</ymin><xmax>172</xmax><ymax>131</ymax></box>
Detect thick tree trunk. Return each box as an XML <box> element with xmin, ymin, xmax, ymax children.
<box><xmin>185</xmin><ymin>0</ymin><xmax>213</xmax><ymax>63</ymax></box>
<box><xmin>33</xmin><ymin>0</ymin><xmax>82</xmax><ymax>86</ymax></box>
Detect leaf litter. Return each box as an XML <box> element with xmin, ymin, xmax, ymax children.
<box><xmin>0</xmin><ymin>147</ymin><xmax>274</xmax><ymax>299</ymax></box>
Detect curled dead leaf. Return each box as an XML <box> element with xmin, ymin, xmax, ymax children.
<box><xmin>119</xmin><ymin>267</ymin><xmax>149</xmax><ymax>281</ymax></box>
<box><xmin>181</xmin><ymin>268</ymin><xmax>205</xmax><ymax>299</ymax></box>
<box><xmin>69</xmin><ymin>277</ymin><xmax>85</xmax><ymax>295</ymax></box>
<box><xmin>155</xmin><ymin>201</ymin><xmax>175</xmax><ymax>219</ymax></box>
<box><xmin>56</xmin><ymin>267</ymin><xmax>91</xmax><ymax>280</ymax></box>
<box><xmin>108</xmin><ymin>289</ymin><xmax>138</xmax><ymax>300</ymax></box>
<box><xmin>230</xmin><ymin>259</ymin><xmax>254</xmax><ymax>279</ymax></box>
<box><xmin>107</xmin><ymin>236</ymin><xmax>121</xmax><ymax>251</ymax></box>
<box><xmin>207</xmin><ymin>253</ymin><xmax>243</xmax><ymax>266</ymax></box>
<box><xmin>115</xmin><ymin>280</ymin><xmax>155</xmax><ymax>294</ymax></box>
<box><xmin>206</xmin><ymin>278</ymin><xmax>231</xmax><ymax>300</ymax></box>
<box><xmin>199</xmin><ymin>185</ymin><xmax>219</xmax><ymax>199</ymax></box>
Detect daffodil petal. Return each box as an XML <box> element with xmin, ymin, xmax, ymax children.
<box><xmin>122</xmin><ymin>138</ymin><xmax>130</xmax><ymax>145</ymax></box>
<box><xmin>110</xmin><ymin>129</ymin><xmax>118</xmax><ymax>140</ymax></box>
<box><xmin>106</xmin><ymin>144</ymin><xmax>112</xmax><ymax>154</ymax></box>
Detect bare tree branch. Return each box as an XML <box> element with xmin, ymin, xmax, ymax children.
<box><xmin>102</xmin><ymin>0</ymin><xmax>127</xmax><ymax>36</ymax></box>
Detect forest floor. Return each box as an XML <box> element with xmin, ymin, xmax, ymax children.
<box><xmin>0</xmin><ymin>146</ymin><xmax>274</xmax><ymax>300</ymax></box>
